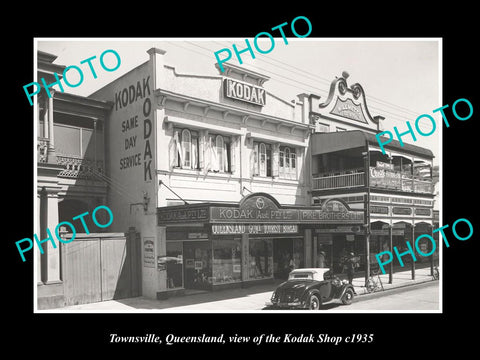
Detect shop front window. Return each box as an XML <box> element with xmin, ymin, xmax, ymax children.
<box><xmin>166</xmin><ymin>242</ymin><xmax>184</xmax><ymax>289</ymax></box>
<box><xmin>183</xmin><ymin>241</ymin><xmax>212</xmax><ymax>290</ymax></box>
<box><xmin>212</xmin><ymin>239</ymin><xmax>242</xmax><ymax>284</ymax></box>
<box><xmin>293</xmin><ymin>238</ymin><xmax>304</xmax><ymax>269</ymax></box>
<box><xmin>249</xmin><ymin>238</ymin><xmax>273</xmax><ymax>280</ymax></box>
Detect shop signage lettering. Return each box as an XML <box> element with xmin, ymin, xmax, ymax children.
<box><xmin>158</xmin><ymin>196</ymin><xmax>364</xmax><ymax>225</ymax></box>
<box><xmin>300</xmin><ymin>210</ymin><xmax>363</xmax><ymax>222</ymax></box>
<box><xmin>376</xmin><ymin>98</ymin><xmax>473</xmax><ymax>154</ymax></box>
<box><xmin>370</xmin><ymin>229</ymin><xmax>404</xmax><ymax>236</ymax></box>
<box><xmin>114</xmin><ymin>76</ymin><xmax>151</xmax><ymax>111</ymax></box>
<box><xmin>211</xmin><ymin>207</ymin><xmax>363</xmax><ymax>223</ymax></box>
<box><xmin>370</xmin><ymin>167</ymin><xmax>401</xmax><ymax>188</ymax></box>
<box><xmin>376</xmin><ymin>217</ymin><xmax>474</xmax><ymax>274</ymax></box>
<box><xmin>370</xmin><ymin>205</ymin><xmax>389</xmax><ymax>214</ymax></box>
<box><xmin>23</xmin><ymin>49</ymin><xmax>121</xmax><ymax>106</ymax></box>
<box><xmin>158</xmin><ymin>207</ymin><xmax>209</xmax><ymax>223</ymax></box>
<box><xmin>331</xmin><ymin>98</ymin><xmax>366</xmax><ymax>123</ymax></box>
<box><xmin>212</xmin><ymin>224</ymin><xmax>298</xmax><ymax>235</ymax></box>
<box><xmin>214</xmin><ymin>16</ymin><xmax>312</xmax><ymax>72</ymax></box>
<box><xmin>214</xmin><ymin>207</ymin><xmax>297</xmax><ymax>222</ymax></box>
<box><xmin>15</xmin><ymin>205</ymin><xmax>114</xmax><ymax>262</ymax></box>
<box><xmin>143</xmin><ymin>238</ymin><xmax>155</xmax><ymax>268</ymax></box>
<box><xmin>117</xmin><ymin>76</ymin><xmax>153</xmax><ymax>182</ymax></box>
<box><xmin>392</xmin><ymin>207</ymin><xmax>412</xmax><ymax>215</ymax></box>
<box><xmin>224</xmin><ymin>78</ymin><xmax>266</xmax><ymax>106</ymax></box>
<box><xmin>376</xmin><ymin>161</ymin><xmax>394</xmax><ymax>170</ymax></box>
<box><xmin>415</xmin><ymin>208</ymin><xmax>431</xmax><ymax>216</ymax></box>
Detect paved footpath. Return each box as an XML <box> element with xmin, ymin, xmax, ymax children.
<box><xmin>56</xmin><ymin>266</ymin><xmax>438</xmax><ymax>312</ymax></box>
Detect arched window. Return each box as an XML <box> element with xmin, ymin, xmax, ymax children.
<box><xmin>216</xmin><ymin>135</ymin><xmax>224</xmax><ymax>172</ymax></box>
<box><xmin>259</xmin><ymin>143</ymin><xmax>266</xmax><ymax>177</ymax></box>
<box><xmin>181</xmin><ymin>129</ymin><xmax>191</xmax><ymax>168</ymax></box>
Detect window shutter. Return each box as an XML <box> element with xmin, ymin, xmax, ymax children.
<box><xmin>272</xmin><ymin>143</ymin><xmax>279</xmax><ymax>177</ymax></box>
<box><xmin>290</xmin><ymin>150</ymin><xmax>297</xmax><ymax>180</ymax></box>
<box><xmin>211</xmin><ymin>135</ymin><xmax>219</xmax><ymax>171</ymax></box>
<box><xmin>252</xmin><ymin>142</ymin><xmax>259</xmax><ymax>176</ymax></box>
<box><xmin>199</xmin><ymin>130</ymin><xmax>206</xmax><ymax>170</ymax></box>
<box><xmin>223</xmin><ymin>142</ymin><xmax>228</xmax><ymax>172</ymax></box>
<box><xmin>230</xmin><ymin>136</ymin><xmax>236</xmax><ymax>174</ymax></box>
<box><xmin>170</xmin><ymin>130</ymin><xmax>179</xmax><ymax>169</ymax></box>
<box><xmin>192</xmin><ymin>137</ymin><xmax>198</xmax><ymax>170</ymax></box>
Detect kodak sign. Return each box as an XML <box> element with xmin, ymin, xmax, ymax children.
<box><xmin>223</xmin><ymin>78</ymin><xmax>266</xmax><ymax>106</ymax></box>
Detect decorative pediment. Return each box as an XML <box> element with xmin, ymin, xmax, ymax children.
<box><xmin>330</xmin><ymin>97</ymin><xmax>368</xmax><ymax>124</ymax></box>
<box><xmin>314</xmin><ymin>72</ymin><xmax>380</xmax><ymax>128</ymax></box>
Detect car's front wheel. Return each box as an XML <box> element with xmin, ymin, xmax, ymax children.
<box><xmin>308</xmin><ymin>294</ymin><xmax>321</xmax><ymax>310</ymax></box>
<box><xmin>341</xmin><ymin>288</ymin><xmax>354</xmax><ymax>305</ymax></box>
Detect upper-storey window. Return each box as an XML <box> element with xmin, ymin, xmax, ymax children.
<box><xmin>253</xmin><ymin>142</ymin><xmax>297</xmax><ymax>180</ymax></box>
<box><xmin>181</xmin><ymin>129</ymin><xmax>192</xmax><ymax>168</ymax></box>
<box><xmin>171</xmin><ymin>128</ymin><xmax>232</xmax><ymax>173</ymax></box>
<box><xmin>280</xmin><ymin>146</ymin><xmax>296</xmax><ymax>180</ymax></box>
<box><xmin>213</xmin><ymin>134</ymin><xmax>231</xmax><ymax>173</ymax></box>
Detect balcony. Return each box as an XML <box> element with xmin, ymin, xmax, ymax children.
<box><xmin>312</xmin><ymin>167</ymin><xmax>433</xmax><ymax>194</ymax></box>
<box><xmin>38</xmin><ymin>137</ymin><xmax>104</xmax><ymax>180</ymax></box>
<box><xmin>312</xmin><ymin>168</ymin><xmax>365</xmax><ymax>190</ymax></box>
<box><xmin>56</xmin><ymin>155</ymin><xmax>104</xmax><ymax>180</ymax></box>
<box><xmin>369</xmin><ymin>167</ymin><xmax>432</xmax><ymax>194</ymax></box>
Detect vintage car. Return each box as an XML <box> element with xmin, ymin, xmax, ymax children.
<box><xmin>265</xmin><ymin>268</ymin><xmax>355</xmax><ymax>310</ymax></box>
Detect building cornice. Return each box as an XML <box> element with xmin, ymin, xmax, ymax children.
<box><xmin>155</xmin><ymin>89</ymin><xmax>314</xmax><ymax>137</ymax></box>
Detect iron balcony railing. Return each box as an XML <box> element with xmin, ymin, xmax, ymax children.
<box><xmin>38</xmin><ymin>137</ymin><xmax>104</xmax><ymax>179</ymax></box>
<box><xmin>312</xmin><ymin>167</ymin><xmax>433</xmax><ymax>194</ymax></box>
<box><xmin>312</xmin><ymin>169</ymin><xmax>365</xmax><ymax>190</ymax></box>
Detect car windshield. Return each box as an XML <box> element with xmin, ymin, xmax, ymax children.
<box><xmin>288</xmin><ymin>273</ymin><xmax>313</xmax><ymax>280</ymax></box>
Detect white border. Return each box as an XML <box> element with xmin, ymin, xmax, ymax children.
<box><xmin>32</xmin><ymin>37</ymin><xmax>442</xmax><ymax>314</ymax></box>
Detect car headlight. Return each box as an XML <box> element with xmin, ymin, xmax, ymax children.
<box><xmin>271</xmin><ymin>291</ymin><xmax>277</xmax><ymax>302</ymax></box>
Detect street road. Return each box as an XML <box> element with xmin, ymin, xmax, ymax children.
<box><xmin>62</xmin><ymin>281</ymin><xmax>439</xmax><ymax>312</ymax></box>
<box><xmin>322</xmin><ymin>281</ymin><xmax>439</xmax><ymax>311</ymax></box>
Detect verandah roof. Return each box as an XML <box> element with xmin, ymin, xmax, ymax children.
<box><xmin>310</xmin><ymin>130</ymin><xmax>434</xmax><ymax>159</ymax></box>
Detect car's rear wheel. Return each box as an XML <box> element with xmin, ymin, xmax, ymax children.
<box><xmin>341</xmin><ymin>288</ymin><xmax>354</xmax><ymax>305</ymax></box>
<box><xmin>308</xmin><ymin>294</ymin><xmax>321</xmax><ymax>310</ymax></box>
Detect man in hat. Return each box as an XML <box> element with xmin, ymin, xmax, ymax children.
<box><xmin>344</xmin><ymin>252</ymin><xmax>356</xmax><ymax>285</ymax></box>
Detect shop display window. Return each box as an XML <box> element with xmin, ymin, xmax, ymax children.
<box><xmin>212</xmin><ymin>239</ymin><xmax>242</xmax><ymax>284</ymax></box>
<box><xmin>166</xmin><ymin>242</ymin><xmax>184</xmax><ymax>289</ymax></box>
<box><xmin>249</xmin><ymin>238</ymin><xmax>273</xmax><ymax>280</ymax></box>
<box><xmin>293</xmin><ymin>238</ymin><xmax>304</xmax><ymax>269</ymax></box>
<box><xmin>184</xmin><ymin>241</ymin><xmax>212</xmax><ymax>289</ymax></box>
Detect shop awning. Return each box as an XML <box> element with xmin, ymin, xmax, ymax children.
<box><xmin>311</xmin><ymin>130</ymin><xmax>434</xmax><ymax>159</ymax></box>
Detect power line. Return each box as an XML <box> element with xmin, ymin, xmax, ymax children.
<box><xmin>209</xmin><ymin>40</ymin><xmax>425</xmax><ymax>118</ymax></box>
<box><xmin>167</xmin><ymin>41</ymin><xmax>437</xmax><ymax>131</ymax></box>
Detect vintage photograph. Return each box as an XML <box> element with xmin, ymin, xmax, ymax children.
<box><xmin>33</xmin><ymin>38</ymin><xmax>441</xmax><ymax>313</ymax></box>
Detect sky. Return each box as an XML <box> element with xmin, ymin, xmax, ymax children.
<box><xmin>36</xmin><ymin>38</ymin><xmax>441</xmax><ymax>164</ymax></box>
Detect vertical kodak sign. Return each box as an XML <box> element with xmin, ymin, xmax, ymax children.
<box><xmin>142</xmin><ymin>81</ymin><xmax>153</xmax><ymax>182</ymax></box>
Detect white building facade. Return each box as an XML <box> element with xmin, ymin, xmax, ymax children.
<box><xmin>90</xmin><ymin>48</ymin><xmax>317</xmax><ymax>298</ymax></box>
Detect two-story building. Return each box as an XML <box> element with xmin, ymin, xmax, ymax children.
<box><xmin>36</xmin><ymin>51</ymin><xmax>113</xmax><ymax>308</ymax></box>
<box><xmin>90</xmin><ymin>48</ymin><xmax>361</xmax><ymax>298</ymax></box>
<box><xmin>308</xmin><ymin>72</ymin><xmax>436</xmax><ymax>282</ymax></box>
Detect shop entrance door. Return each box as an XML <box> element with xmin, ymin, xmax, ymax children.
<box><xmin>273</xmin><ymin>238</ymin><xmax>293</xmax><ymax>279</ymax></box>
<box><xmin>183</xmin><ymin>241</ymin><xmax>212</xmax><ymax>290</ymax></box>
